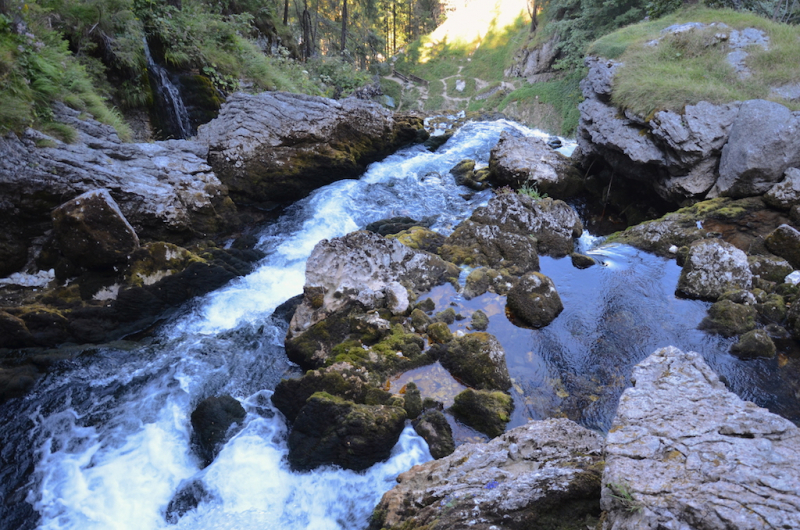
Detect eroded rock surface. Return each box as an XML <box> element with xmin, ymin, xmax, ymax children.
<box><xmin>676</xmin><ymin>239</ymin><xmax>752</xmax><ymax>300</ymax></box>
<box><xmin>196</xmin><ymin>92</ymin><xmax>424</xmax><ymax>206</ymax></box>
<box><xmin>602</xmin><ymin>346</ymin><xmax>800</xmax><ymax>530</ymax></box>
<box><xmin>371</xmin><ymin>418</ymin><xmax>604</xmax><ymax>530</ymax></box>
<box><xmin>506</xmin><ymin>271</ymin><xmax>563</xmax><ymax>328</ymax></box>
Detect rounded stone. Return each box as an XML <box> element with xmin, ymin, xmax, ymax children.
<box><xmin>506</xmin><ymin>271</ymin><xmax>563</xmax><ymax>328</ymax></box>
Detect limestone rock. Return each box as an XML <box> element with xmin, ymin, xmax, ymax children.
<box><xmin>386</xmin><ymin>226</ymin><xmax>445</xmax><ymax>253</ymax></box>
<box><xmin>289</xmin><ymin>231</ymin><xmax>459</xmax><ymax>338</ymax></box>
<box><xmin>488</xmin><ymin>132</ymin><xmax>583</xmax><ymax>198</ymax></box>
<box><xmin>602</xmin><ymin>346</ymin><xmax>800</xmax><ymax>530</ymax></box>
<box><xmin>287</xmin><ymin>392</ymin><xmax>406</xmax><ymax>471</ymax></box>
<box><xmin>439</xmin><ymin>332</ymin><xmax>511</xmax><ymax>391</ymax></box>
<box><xmin>764</xmin><ymin>168</ymin><xmax>800</xmax><ymax>210</ymax></box>
<box><xmin>450</xmin><ymin>388</ymin><xmax>512</xmax><ymax>438</ymax></box>
<box><xmin>730</xmin><ymin>329</ymin><xmax>776</xmax><ymax>358</ymax></box>
<box><xmin>190</xmin><ymin>395</ymin><xmax>246</xmax><ymax>463</ymax></box>
<box><xmin>506</xmin><ymin>271</ymin><xmax>563</xmax><ymax>328</ymax></box>
<box><xmin>196</xmin><ymin>92</ymin><xmax>424</xmax><ymax>206</ymax></box>
<box><xmin>412</xmin><ymin>410</ymin><xmax>454</xmax><ymax>459</ymax></box>
<box><xmin>765</xmin><ymin>224</ymin><xmax>800</xmax><ymax>269</ymax></box>
<box><xmin>371</xmin><ymin>418</ymin><xmax>604</xmax><ymax>530</ymax></box>
<box><xmin>716</xmin><ymin>100</ymin><xmax>800</xmax><ymax>197</ymax></box>
<box><xmin>51</xmin><ymin>189</ymin><xmax>140</xmax><ymax>270</ymax></box>
<box><xmin>676</xmin><ymin>239</ymin><xmax>752</xmax><ymax>300</ymax></box>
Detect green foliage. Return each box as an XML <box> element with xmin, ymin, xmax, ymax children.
<box><xmin>498</xmin><ymin>70</ymin><xmax>585</xmax><ymax>135</ymax></box>
<box><xmin>705</xmin><ymin>0</ymin><xmax>800</xmax><ymax>23</ymax></box>
<box><xmin>544</xmin><ymin>0</ymin><xmax>648</xmax><ymax>70</ymax></box>
<box><xmin>591</xmin><ymin>7</ymin><xmax>800</xmax><ymax>116</ymax></box>
<box><xmin>607</xmin><ymin>481</ymin><xmax>643</xmax><ymax>513</ymax></box>
<box><xmin>305</xmin><ymin>56</ymin><xmax>371</xmax><ymax>97</ymax></box>
<box><xmin>517</xmin><ymin>184</ymin><xmax>548</xmax><ymax>200</ymax></box>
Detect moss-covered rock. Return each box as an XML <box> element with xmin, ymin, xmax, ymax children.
<box><xmin>450</xmin><ymin>389</ymin><xmax>513</xmax><ymax>438</ymax></box>
<box><xmin>571</xmin><ymin>253</ymin><xmax>597</xmax><ymax>269</ymax></box>
<box><xmin>434</xmin><ymin>308</ymin><xmax>456</xmax><ymax>324</ymax></box>
<box><xmin>287</xmin><ymin>392</ymin><xmax>407</xmax><ymax>471</ymax></box>
<box><xmin>506</xmin><ymin>271</ymin><xmax>564</xmax><ymax>329</ymax></box>
<box><xmin>386</xmin><ymin>226</ymin><xmax>446</xmax><ymax>253</ymax></box>
<box><xmin>756</xmin><ymin>294</ymin><xmax>787</xmax><ymax>324</ymax></box>
<box><xmin>765</xmin><ymin>224</ymin><xmax>800</xmax><ymax>269</ymax></box>
<box><xmin>471</xmin><ymin>310</ymin><xmax>489</xmax><ymax>331</ymax></box>
<box><xmin>698</xmin><ymin>300</ymin><xmax>757</xmax><ymax>337</ymax></box>
<box><xmin>403</xmin><ymin>382</ymin><xmax>423</xmax><ymax>420</ymax></box>
<box><xmin>412</xmin><ymin>410</ymin><xmax>455</xmax><ymax>459</ymax></box>
<box><xmin>439</xmin><ymin>332</ymin><xmax>511</xmax><ymax>391</ymax></box>
<box><xmin>427</xmin><ymin>321</ymin><xmax>454</xmax><ymax>344</ymax></box>
<box><xmin>463</xmin><ymin>267</ymin><xmax>515</xmax><ymax>299</ymax></box>
<box><xmin>748</xmin><ymin>254</ymin><xmax>793</xmax><ymax>283</ymax></box>
<box><xmin>416</xmin><ymin>298</ymin><xmax>436</xmax><ymax>313</ymax></box>
<box><xmin>409</xmin><ymin>308</ymin><xmax>432</xmax><ymax>332</ymax></box>
<box><xmin>730</xmin><ymin>329</ymin><xmax>776</xmax><ymax>359</ymax></box>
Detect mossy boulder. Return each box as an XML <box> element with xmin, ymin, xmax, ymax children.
<box><xmin>427</xmin><ymin>321</ymin><xmax>453</xmax><ymax>344</ymax></box>
<box><xmin>730</xmin><ymin>329</ymin><xmax>776</xmax><ymax>359</ymax></box>
<box><xmin>785</xmin><ymin>299</ymin><xmax>800</xmax><ymax>341</ymax></box>
<box><xmin>765</xmin><ymin>224</ymin><xmax>800</xmax><ymax>269</ymax></box>
<box><xmin>412</xmin><ymin>410</ymin><xmax>455</xmax><ymax>459</ymax></box>
<box><xmin>756</xmin><ymin>294</ymin><xmax>787</xmax><ymax>324</ymax></box>
<box><xmin>748</xmin><ymin>254</ymin><xmax>793</xmax><ymax>283</ymax></box>
<box><xmin>506</xmin><ymin>271</ymin><xmax>564</xmax><ymax>329</ymax></box>
<box><xmin>386</xmin><ymin>226</ymin><xmax>446</xmax><ymax>253</ymax></box>
<box><xmin>287</xmin><ymin>392</ymin><xmax>407</xmax><ymax>471</ymax></box>
<box><xmin>698</xmin><ymin>300</ymin><xmax>757</xmax><ymax>337</ymax></box>
<box><xmin>434</xmin><ymin>308</ymin><xmax>456</xmax><ymax>324</ymax></box>
<box><xmin>439</xmin><ymin>219</ymin><xmax>539</xmax><ymax>274</ymax></box>
<box><xmin>403</xmin><ymin>382</ymin><xmax>423</xmax><ymax>420</ymax></box>
<box><xmin>571</xmin><ymin>253</ymin><xmax>597</xmax><ymax>269</ymax></box>
<box><xmin>439</xmin><ymin>332</ymin><xmax>511</xmax><ymax>391</ymax></box>
<box><xmin>471</xmin><ymin>310</ymin><xmax>489</xmax><ymax>331</ymax></box>
<box><xmin>410</xmin><ymin>308</ymin><xmax>432</xmax><ymax>332</ymax></box>
<box><xmin>367</xmin><ymin>216</ymin><xmax>426</xmax><ymax>236</ymax></box>
<box><xmin>463</xmin><ymin>267</ymin><xmax>515</xmax><ymax>299</ymax></box>
<box><xmin>450</xmin><ymin>388</ymin><xmax>513</xmax><ymax>438</ymax></box>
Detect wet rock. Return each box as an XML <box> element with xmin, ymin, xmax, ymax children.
<box><xmin>756</xmin><ymin>293</ymin><xmax>787</xmax><ymax>324</ymax></box>
<box><xmin>0</xmin><ymin>233</ymin><xmax>28</xmax><ymax>277</ymax></box>
<box><xmin>506</xmin><ymin>271</ymin><xmax>563</xmax><ymax>329</ymax></box>
<box><xmin>698</xmin><ymin>300</ymin><xmax>757</xmax><ymax>337</ymax></box>
<box><xmin>439</xmin><ymin>219</ymin><xmax>539</xmax><ymax>274</ymax></box>
<box><xmin>289</xmin><ymin>231</ymin><xmax>459</xmax><ymax>339</ymax></box>
<box><xmin>765</xmin><ymin>224</ymin><xmax>800</xmax><ymax>269</ymax></box>
<box><xmin>191</xmin><ymin>395</ymin><xmax>246</xmax><ymax>463</ymax></box>
<box><xmin>730</xmin><ymin>329</ymin><xmax>776</xmax><ymax>358</ymax></box>
<box><xmin>602</xmin><ymin>346</ymin><xmax>800</xmax><ymax>530</ymax></box>
<box><xmin>426</xmin><ymin>322</ymin><xmax>453</xmax><ymax>344</ymax></box>
<box><xmin>371</xmin><ymin>418</ymin><xmax>604</xmax><ymax>530</ymax></box>
<box><xmin>412</xmin><ymin>410</ymin><xmax>454</xmax><ymax>459</ymax></box>
<box><xmin>748</xmin><ymin>254</ymin><xmax>793</xmax><ymax>283</ymax></box>
<box><xmin>764</xmin><ymin>168</ymin><xmax>800</xmax><ymax>210</ymax></box>
<box><xmin>403</xmin><ymin>382</ymin><xmax>423</xmax><ymax>420</ymax></box>
<box><xmin>570</xmin><ymin>252</ymin><xmax>596</xmax><ymax>269</ymax></box>
<box><xmin>676</xmin><ymin>239</ymin><xmax>752</xmax><ymax>301</ymax></box>
<box><xmin>715</xmin><ymin>100</ymin><xmax>800</xmax><ymax>198</ymax></box>
<box><xmin>439</xmin><ymin>332</ymin><xmax>511</xmax><ymax>391</ymax></box>
<box><xmin>416</xmin><ymin>298</ymin><xmax>436</xmax><ymax>313</ymax></box>
<box><xmin>165</xmin><ymin>480</ymin><xmax>214</xmax><ymax>524</ymax></box>
<box><xmin>287</xmin><ymin>392</ymin><xmax>407</xmax><ymax>471</ymax></box>
<box><xmin>51</xmin><ymin>189</ymin><xmax>140</xmax><ymax>270</ymax></box>
<box><xmin>386</xmin><ymin>226</ymin><xmax>445</xmax><ymax>253</ymax></box>
<box><xmin>450</xmin><ymin>388</ymin><xmax>512</xmax><ymax>438</ymax></box>
<box><xmin>488</xmin><ymin>132</ymin><xmax>584</xmax><ymax>198</ymax></box>
<box><xmin>0</xmin><ymin>310</ymin><xmax>34</xmax><ymax>349</ymax></box>
<box><xmin>471</xmin><ymin>309</ymin><xmax>489</xmax><ymax>331</ymax></box>
<box><xmin>366</xmin><ymin>216</ymin><xmax>427</xmax><ymax>237</ymax></box>
<box><xmin>463</xmin><ymin>267</ymin><xmax>515</xmax><ymax>299</ymax></box>
<box><xmin>784</xmin><ymin>300</ymin><xmax>800</xmax><ymax>341</ymax></box>
<box><xmin>196</xmin><ymin>92</ymin><xmax>425</xmax><ymax>206</ymax></box>
<box><xmin>434</xmin><ymin>307</ymin><xmax>456</xmax><ymax>324</ymax></box>
<box><xmin>409</xmin><ymin>308</ymin><xmax>432</xmax><ymax>332</ymax></box>
<box><xmin>271</xmin><ymin>362</ymin><xmax>380</xmax><ymax>423</ymax></box>
<box><xmin>449</xmin><ymin>159</ymin><xmax>478</xmax><ymax>188</ymax></box>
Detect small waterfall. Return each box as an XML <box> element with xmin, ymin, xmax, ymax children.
<box><xmin>143</xmin><ymin>38</ymin><xmax>193</xmax><ymax>139</ymax></box>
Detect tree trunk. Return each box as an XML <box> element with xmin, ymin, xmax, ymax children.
<box><xmin>528</xmin><ymin>0</ymin><xmax>538</xmax><ymax>32</ymax></box>
<box><xmin>0</xmin><ymin>0</ymin><xmax>7</xmax><ymax>17</ymax></box>
<box><xmin>341</xmin><ymin>0</ymin><xmax>348</xmax><ymax>53</ymax></box>
<box><xmin>284</xmin><ymin>0</ymin><xmax>289</xmax><ymax>25</ymax></box>
<box><xmin>392</xmin><ymin>0</ymin><xmax>397</xmax><ymax>54</ymax></box>
<box><xmin>302</xmin><ymin>2</ymin><xmax>314</xmax><ymax>59</ymax></box>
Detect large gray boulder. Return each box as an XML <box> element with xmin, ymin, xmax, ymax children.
<box><xmin>488</xmin><ymin>132</ymin><xmax>583</xmax><ymax>197</ymax></box>
<box><xmin>602</xmin><ymin>346</ymin><xmax>800</xmax><ymax>530</ymax></box>
<box><xmin>506</xmin><ymin>271</ymin><xmax>563</xmax><ymax>328</ymax></box>
<box><xmin>195</xmin><ymin>92</ymin><xmax>424</xmax><ymax>206</ymax></box>
<box><xmin>676</xmin><ymin>239</ymin><xmax>752</xmax><ymax>300</ymax></box>
<box><xmin>715</xmin><ymin>100</ymin><xmax>800</xmax><ymax>198</ymax></box>
<box><xmin>51</xmin><ymin>189</ymin><xmax>139</xmax><ymax>270</ymax></box>
<box><xmin>370</xmin><ymin>418</ymin><xmax>604</xmax><ymax>530</ymax></box>
<box><xmin>288</xmin><ymin>231</ymin><xmax>459</xmax><ymax>338</ymax></box>
<box><xmin>0</xmin><ymin>104</ymin><xmax>236</xmax><ymax>245</ymax></box>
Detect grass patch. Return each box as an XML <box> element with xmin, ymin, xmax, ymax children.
<box><xmin>499</xmin><ymin>71</ymin><xmax>584</xmax><ymax>136</ymax></box>
<box><xmin>424</xmin><ymin>80</ymin><xmax>446</xmax><ymax>111</ymax></box>
<box><xmin>590</xmin><ymin>7</ymin><xmax>800</xmax><ymax>116</ymax></box>
<box><xmin>380</xmin><ymin>78</ymin><xmax>403</xmax><ymax>103</ymax></box>
<box><xmin>446</xmin><ymin>77</ymin><xmax>477</xmax><ymax>98</ymax></box>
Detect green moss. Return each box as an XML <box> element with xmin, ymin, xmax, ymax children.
<box><xmin>698</xmin><ymin>299</ymin><xmax>757</xmax><ymax>337</ymax></box>
<box><xmin>450</xmin><ymin>388</ymin><xmax>512</xmax><ymax>438</ymax></box>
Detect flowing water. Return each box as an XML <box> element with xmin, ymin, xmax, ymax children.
<box><xmin>143</xmin><ymin>39</ymin><xmax>194</xmax><ymax>140</ymax></box>
<box><xmin>1</xmin><ymin>119</ymin><xmax>799</xmax><ymax>530</ymax></box>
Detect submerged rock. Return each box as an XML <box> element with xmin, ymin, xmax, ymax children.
<box><xmin>602</xmin><ymin>346</ymin><xmax>800</xmax><ymax>529</ymax></box>
<box><xmin>371</xmin><ymin>418</ymin><xmax>604</xmax><ymax>530</ymax></box>
<box><xmin>676</xmin><ymin>239</ymin><xmax>752</xmax><ymax>301</ymax></box>
<box><xmin>506</xmin><ymin>271</ymin><xmax>563</xmax><ymax>328</ymax></box>
<box><xmin>196</xmin><ymin>92</ymin><xmax>425</xmax><ymax>207</ymax></box>
<box><xmin>287</xmin><ymin>392</ymin><xmax>406</xmax><ymax>471</ymax></box>
<box><xmin>450</xmin><ymin>388</ymin><xmax>513</xmax><ymax>438</ymax></box>
<box><xmin>191</xmin><ymin>395</ymin><xmax>246</xmax><ymax>463</ymax></box>
<box><xmin>488</xmin><ymin>132</ymin><xmax>583</xmax><ymax>198</ymax></box>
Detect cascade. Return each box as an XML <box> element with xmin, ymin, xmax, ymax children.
<box><xmin>143</xmin><ymin>38</ymin><xmax>194</xmax><ymax>139</ymax></box>
<box><xmin>0</xmin><ymin>119</ymin><xmax>797</xmax><ymax>530</ymax></box>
